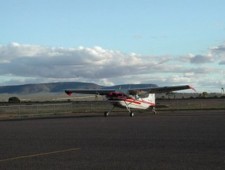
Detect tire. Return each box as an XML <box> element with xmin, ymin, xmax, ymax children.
<box><xmin>130</xmin><ymin>112</ymin><xmax>134</xmax><ymax>117</ymax></box>
<box><xmin>104</xmin><ymin>112</ymin><xmax>109</xmax><ymax>117</ymax></box>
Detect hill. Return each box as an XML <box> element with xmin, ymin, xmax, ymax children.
<box><xmin>0</xmin><ymin>82</ymin><xmax>102</xmax><ymax>94</ymax></box>
<box><xmin>0</xmin><ymin>82</ymin><xmax>158</xmax><ymax>94</ymax></box>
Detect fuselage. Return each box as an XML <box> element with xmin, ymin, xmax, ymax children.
<box><xmin>106</xmin><ymin>92</ymin><xmax>155</xmax><ymax>110</ymax></box>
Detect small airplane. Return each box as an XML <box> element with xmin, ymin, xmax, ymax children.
<box><xmin>65</xmin><ymin>84</ymin><xmax>195</xmax><ymax>117</ymax></box>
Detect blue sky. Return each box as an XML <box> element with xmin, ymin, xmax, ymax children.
<box><xmin>0</xmin><ymin>0</ymin><xmax>225</xmax><ymax>92</ymax></box>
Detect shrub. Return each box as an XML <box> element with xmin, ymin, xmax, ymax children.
<box><xmin>8</xmin><ymin>97</ymin><xmax>21</xmax><ymax>103</ymax></box>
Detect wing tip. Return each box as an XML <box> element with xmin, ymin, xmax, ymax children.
<box><xmin>188</xmin><ymin>85</ymin><xmax>197</xmax><ymax>92</ymax></box>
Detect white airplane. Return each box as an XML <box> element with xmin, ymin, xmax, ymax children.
<box><xmin>65</xmin><ymin>84</ymin><xmax>195</xmax><ymax>117</ymax></box>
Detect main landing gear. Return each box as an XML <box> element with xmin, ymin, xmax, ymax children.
<box><xmin>104</xmin><ymin>110</ymin><xmax>134</xmax><ymax>117</ymax></box>
<box><xmin>104</xmin><ymin>105</ymin><xmax>135</xmax><ymax>117</ymax></box>
<box><xmin>104</xmin><ymin>106</ymin><xmax>114</xmax><ymax>117</ymax></box>
<box><xmin>104</xmin><ymin>106</ymin><xmax>157</xmax><ymax>117</ymax></box>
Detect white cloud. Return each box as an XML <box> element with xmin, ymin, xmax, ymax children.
<box><xmin>0</xmin><ymin>42</ymin><xmax>47</xmax><ymax>59</ymax></box>
<box><xmin>0</xmin><ymin>43</ymin><xmax>168</xmax><ymax>79</ymax></box>
<box><xmin>0</xmin><ymin>42</ymin><xmax>224</xmax><ymax>92</ymax></box>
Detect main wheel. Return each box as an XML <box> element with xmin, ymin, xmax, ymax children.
<box><xmin>152</xmin><ymin>107</ymin><xmax>157</xmax><ymax>115</ymax></box>
<box><xmin>130</xmin><ymin>112</ymin><xmax>134</xmax><ymax>117</ymax></box>
<box><xmin>104</xmin><ymin>112</ymin><xmax>109</xmax><ymax>117</ymax></box>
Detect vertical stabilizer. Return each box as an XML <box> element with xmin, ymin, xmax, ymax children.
<box><xmin>147</xmin><ymin>93</ymin><xmax>155</xmax><ymax>106</ymax></box>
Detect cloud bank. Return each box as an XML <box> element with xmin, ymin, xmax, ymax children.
<box><xmin>0</xmin><ymin>42</ymin><xmax>224</xmax><ymax>91</ymax></box>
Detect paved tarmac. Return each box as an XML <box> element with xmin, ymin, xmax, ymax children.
<box><xmin>0</xmin><ymin>110</ymin><xmax>225</xmax><ymax>170</ymax></box>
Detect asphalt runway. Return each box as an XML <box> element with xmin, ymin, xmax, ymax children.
<box><xmin>0</xmin><ymin>110</ymin><xmax>225</xmax><ymax>170</ymax></box>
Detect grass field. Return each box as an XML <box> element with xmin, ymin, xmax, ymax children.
<box><xmin>0</xmin><ymin>98</ymin><xmax>224</xmax><ymax>120</ymax></box>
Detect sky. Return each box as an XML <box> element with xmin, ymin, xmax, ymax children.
<box><xmin>0</xmin><ymin>0</ymin><xmax>225</xmax><ymax>92</ymax></box>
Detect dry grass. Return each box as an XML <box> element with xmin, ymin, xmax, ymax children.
<box><xmin>0</xmin><ymin>98</ymin><xmax>224</xmax><ymax>120</ymax></box>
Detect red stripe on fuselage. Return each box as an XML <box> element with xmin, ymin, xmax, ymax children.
<box><xmin>124</xmin><ymin>99</ymin><xmax>155</xmax><ymax>106</ymax></box>
<box><xmin>125</xmin><ymin>99</ymin><xmax>141</xmax><ymax>104</ymax></box>
<box><xmin>106</xmin><ymin>92</ymin><xmax>155</xmax><ymax>106</ymax></box>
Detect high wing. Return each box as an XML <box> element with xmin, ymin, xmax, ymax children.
<box><xmin>65</xmin><ymin>89</ymin><xmax>116</xmax><ymax>96</ymax></box>
<box><xmin>65</xmin><ymin>85</ymin><xmax>195</xmax><ymax>96</ymax></box>
<box><xmin>128</xmin><ymin>85</ymin><xmax>195</xmax><ymax>94</ymax></box>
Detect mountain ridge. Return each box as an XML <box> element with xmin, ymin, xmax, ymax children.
<box><xmin>0</xmin><ymin>82</ymin><xmax>102</xmax><ymax>94</ymax></box>
<box><xmin>0</xmin><ymin>82</ymin><xmax>157</xmax><ymax>94</ymax></box>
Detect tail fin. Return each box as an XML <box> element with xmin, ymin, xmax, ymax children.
<box><xmin>148</xmin><ymin>93</ymin><xmax>155</xmax><ymax>106</ymax></box>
